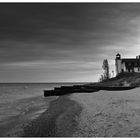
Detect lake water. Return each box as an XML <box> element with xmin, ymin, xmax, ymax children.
<box><xmin>0</xmin><ymin>83</ymin><xmax>85</xmax><ymax>137</ymax></box>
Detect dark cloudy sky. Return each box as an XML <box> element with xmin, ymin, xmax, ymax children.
<box><xmin>1</xmin><ymin>3</ymin><xmax>140</xmax><ymax>82</ymax></box>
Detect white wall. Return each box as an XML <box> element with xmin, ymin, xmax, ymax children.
<box><xmin>121</xmin><ymin>62</ymin><xmax>126</xmax><ymax>72</ymax></box>
<box><xmin>134</xmin><ymin>67</ymin><xmax>138</xmax><ymax>72</ymax></box>
<box><xmin>134</xmin><ymin>67</ymin><xmax>140</xmax><ymax>73</ymax></box>
<box><xmin>115</xmin><ymin>59</ymin><xmax>122</xmax><ymax>75</ymax></box>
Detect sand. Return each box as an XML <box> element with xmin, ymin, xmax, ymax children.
<box><xmin>70</xmin><ymin>87</ymin><xmax>140</xmax><ymax>137</ymax></box>
<box><xmin>17</xmin><ymin>87</ymin><xmax>140</xmax><ymax>137</ymax></box>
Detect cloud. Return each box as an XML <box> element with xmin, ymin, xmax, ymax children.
<box><xmin>1</xmin><ymin>3</ymin><xmax>140</xmax><ymax>82</ymax></box>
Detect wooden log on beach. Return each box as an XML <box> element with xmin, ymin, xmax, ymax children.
<box><xmin>44</xmin><ymin>90</ymin><xmax>55</xmax><ymax>96</ymax></box>
<box><xmin>44</xmin><ymin>85</ymin><xmax>137</xmax><ymax>97</ymax></box>
<box><xmin>44</xmin><ymin>85</ymin><xmax>100</xmax><ymax>97</ymax></box>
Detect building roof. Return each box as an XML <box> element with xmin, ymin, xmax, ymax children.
<box><xmin>116</xmin><ymin>53</ymin><xmax>120</xmax><ymax>56</ymax></box>
<box><xmin>122</xmin><ymin>59</ymin><xmax>140</xmax><ymax>63</ymax></box>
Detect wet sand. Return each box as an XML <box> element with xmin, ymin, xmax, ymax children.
<box><xmin>0</xmin><ymin>96</ymin><xmax>57</xmax><ymax>137</ymax></box>
<box><xmin>23</xmin><ymin>95</ymin><xmax>82</xmax><ymax>137</ymax></box>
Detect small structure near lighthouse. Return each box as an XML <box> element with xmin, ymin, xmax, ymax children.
<box><xmin>115</xmin><ymin>53</ymin><xmax>140</xmax><ymax>75</ymax></box>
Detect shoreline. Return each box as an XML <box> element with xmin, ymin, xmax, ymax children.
<box><xmin>22</xmin><ymin>95</ymin><xmax>82</xmax><ymax>137</ymax></box>
<box><xmin>0</xmin><ymin>96</ymin><xmax>58</xmax><ymax>137</ymax></box>
<box><xmin>3</xmin><ymin>86</ymin><xmax>140</xmax><ymax>137</ymax></box>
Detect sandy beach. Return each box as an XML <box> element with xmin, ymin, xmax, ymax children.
<box><xmin>70</xmin><ymin>87</ymin><xmax>140</xmax><ymax>137</ymax></box>
<box><xmin>19</xmin><ymin>87</ymin><xmax>140</xmax><ymax>137</ymax></box>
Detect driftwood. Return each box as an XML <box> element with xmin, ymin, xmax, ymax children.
<box><xmin>44</xmin><ymin>85</ymin><xmax>136</xmax><ymax>97</ymax></box>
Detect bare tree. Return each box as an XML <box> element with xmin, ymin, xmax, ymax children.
<box><xmin>112</xmin><ymin>70</ymin><xmax>114</xmax><ymax>77</ymax></box>
<box><xmin>99</xmin><ymin>59</ymin><xmax>110</xmax><ymax>82</ymax></box>
<box><xmin>102</xmin><ymin>59</ymin><xmax>110</xmax><ymax>80</ymax></box>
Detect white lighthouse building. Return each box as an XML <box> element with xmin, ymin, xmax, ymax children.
<box><xmin>115</xmin><ymin>53</ymin><xmax>140</xmax><ymax>75</ymax></box>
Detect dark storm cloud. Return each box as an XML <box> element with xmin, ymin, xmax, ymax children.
<box><xmin>1</xmin><ymin>3</ymin><xmax>140</xmax><ymax>82</ymax></box>
<box><xmin>0</xmin><ymin>4</ymin><xmax>86</xmax><ymax>40</ymax></box>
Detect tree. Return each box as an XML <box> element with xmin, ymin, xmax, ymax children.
<box><xmin>99</xmin><ymin>59</ymin><xmax>110</xmax><ymax>82</ymax></box>
<box><xmin>102</xmin><ymin>59</ymin><xmax>110</xmax><ymax>80</ymax></box>
<box><xmin>112</xmin><ymin>70</ymin><xmax>114</xmax><ymax>77</ymax></box>
<box><xmin>99</xmin><ymin>74</ymin><xmax>104</xmax><ymax>82</ymax></box>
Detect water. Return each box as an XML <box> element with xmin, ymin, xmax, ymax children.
<box><xmin>0</xmin><ymin>82</ymin><xmax>85</xmax><ymax>136</ymax></box>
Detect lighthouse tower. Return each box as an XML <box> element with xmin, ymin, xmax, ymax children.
<box><xmin>115</xmin><ymin>53</ymin><xmax>122</xmax><ymax>75</ymax></box>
